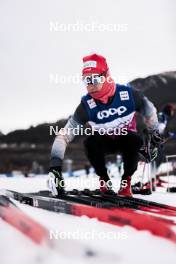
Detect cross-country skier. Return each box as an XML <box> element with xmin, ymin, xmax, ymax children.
<box><xmin>156</xmin><ymin>104</ymin><xmax>175</xmax><ymax>167</ymax></box>
<box><xmin>132</xmin><ymin>104</ymin><xmax>175</xmax><ymax>194</ymax></box>
<box><xmin>47</xmin><ymin>54</ymin><xmax>163</xmax><ymax>197</ymax></box>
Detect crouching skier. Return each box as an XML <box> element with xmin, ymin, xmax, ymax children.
<box><xmin>156</xmin><ymin>104</ymin><xmax>175</xmax><ymax>168</ymax></box>
<box><xmin>47</xmin><ymin>53</ymin><xmax>162</xmax><ymax>197</ymax></box>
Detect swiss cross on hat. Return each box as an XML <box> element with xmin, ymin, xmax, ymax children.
<box><xmin>82</xmin><ymin>54</ymin><xmax>109</xmax><ymax>75</ymax></box>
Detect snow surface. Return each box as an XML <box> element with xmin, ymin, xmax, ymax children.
<box><xmin>1</xmin><ymin>165</ymin><xmax>176</xmax><ymax>264</ymax></box>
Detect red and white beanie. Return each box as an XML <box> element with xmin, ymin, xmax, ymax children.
<box><xmin>82</xmin><ymin>54</ymin><xmax>108</xmax><ymax>75</ymax></box>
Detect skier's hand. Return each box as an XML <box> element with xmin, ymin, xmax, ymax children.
<box><xmin>150</xmin><ymin>129</ymin><xmax>164</xmax><ymax>146</ymax></box>
<box><xmin>47</xmin><ymin>166</ymin><xmax>64</xmax><ymax>196</ymax></box>
<box><xmin>140</xmin><ymin>129</ymin><xmax>163</xmax><ymax>162</ymax></box>
<box><xmin>143</xmin><ymin>128</ymin><xmax>164</xmax><ymax>146</ymax></box>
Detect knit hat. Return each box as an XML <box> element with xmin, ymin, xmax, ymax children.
<box><xmin>82</xmin><ymin>54</ymin><xmax>108</xmax><ymax>75</ymax></box>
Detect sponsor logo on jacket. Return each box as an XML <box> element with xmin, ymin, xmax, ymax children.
<box><xmin>97</xmin><ymin>106</ymin><xmax>127</xmax><ymax>120</ymax></box>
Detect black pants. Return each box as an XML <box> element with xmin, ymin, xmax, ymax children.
<box><xmin>84</xmin><ymin>132</ymin><xmax>143</xmax><ymax>181</ymax></box>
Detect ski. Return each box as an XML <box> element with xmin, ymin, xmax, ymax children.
<box><xmin>0</xmin><ymin>194</ymin><xmax>108</xmax><ymax>259</ymax></box>
<box><xmin>4</xmin><ymin>189</ymin><xmax>176</xmax><ymax>244</ymax></box>
<box><xmin>0</xmin><ymin>195</ymin><xmax>49</xmax><ymax>245</ymax></box>
<box><xmin>72</xmin><ymin>189</ymin><xmax>176</xmax><ymax>217</ymax></box>
<box><xmin>6</xmin><ymin>189</ymin><xmax>176</xmax><ymax>219</ymax></box>
<box><xmin>60</xmin><ymin>189</ymin><xmax>176</xmax><ymax>218</ymax></box>
<box><xmin>69</xmin><ymin>189</ymin><xmax>176</xmax><ymax>225</ymax></box>
<box><xmin>6</xmin><ymin>188</ymin><xmax>176</xmax><ymax>217</ymax></box>
<box><xmin>100</xmin><ymin>192</ymin><xmax>176</xmax><ymax>217</ymax></box>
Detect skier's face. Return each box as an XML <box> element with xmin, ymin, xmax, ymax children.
<box><xmin>83</xmin><ymin>73</ymin><xmax>104</xmax><ymax>93</ymax></box>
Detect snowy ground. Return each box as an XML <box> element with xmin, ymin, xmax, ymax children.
<box><xmin>1</xmin><ymin>164</ymin><xmax>176</xmax><ymax>264</ymax></box>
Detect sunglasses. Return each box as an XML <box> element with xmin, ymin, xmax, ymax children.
<box><xmin>83</xmin><ymin>72</ymin><xmax>107</xmax><ymax>86</ymax></box>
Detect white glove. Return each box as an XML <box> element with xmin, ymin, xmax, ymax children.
<box><xmin>47</xmin><ymin>172</ymin><xmax>58</xmax><ymax>196</ymax></box>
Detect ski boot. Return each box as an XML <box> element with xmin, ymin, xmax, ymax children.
<box><xmin>141</xmin><ymin>181</ymin><xmax>152</xmax><ymax>195</ymax></box>
<box><xmin>99</xmin><ymin>176</ymin><xmax>113</xmax><ymax>194</ymax></box>
<box><xmin>118</xmin><ymin>176</ymin><xmax>132</xmax><ymax>197</ymax></box>
<box><xmin>132</xmin><ymin>181</ymin><xmax>143</xmax><ymax>194</ymax></box>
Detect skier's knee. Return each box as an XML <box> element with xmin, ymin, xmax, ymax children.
<box><xmin>84</xmin><ymin>136</ymin><xmax>97</xmax><ymax>152</ymax></box>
